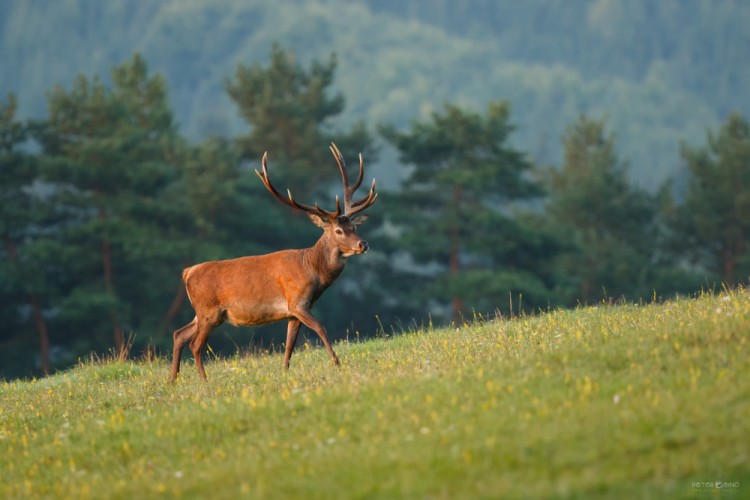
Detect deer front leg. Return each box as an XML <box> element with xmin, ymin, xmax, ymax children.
<box><xmin>292</xmin><ymin>308</ymin><xmax>340</xmax><ymax>366</ymax></box>
<box><xmin>283</xmin><ymin>319</ymin><xmax>301</xmax><ymax>370</ymax></box>
<box><xmin>189</xmin><ymin>314</ymin><xmax>220</xmax><ymax>382</ymax></box>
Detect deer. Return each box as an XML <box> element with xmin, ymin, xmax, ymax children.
<box><xmin>169</xmin><ymin>143</ymin><xmax>378</xmax><ymax>382</ymax></box>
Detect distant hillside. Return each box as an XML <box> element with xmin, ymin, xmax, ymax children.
<box><xmin>2</xmin><ymin>0</ymin><xmax>748</xmax><ymax>187</ymax></box>
<box><xmin>366</xmin><ymin>0</ymin><xmax>750</xmax><ymax>117</ymax></box>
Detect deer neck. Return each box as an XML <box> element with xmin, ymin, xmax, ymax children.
<box><xmin>305</xmin><ymin>235</ymin><xmax>347</xmax><ymax>286</ymax></box>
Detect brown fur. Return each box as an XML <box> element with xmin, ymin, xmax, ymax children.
<box><xmin>170</xmin><ymin>214</ymin><xmax>369</xmax><ymax>382</ymax></box>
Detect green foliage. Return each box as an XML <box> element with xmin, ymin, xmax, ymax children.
<box><xmin>0</xmin><ymin>94</ymin><xmax>32</xmax><ymax>245</ymax></box>
<box><xmin>0</xmin><ymin>94</ymin><xmax>33</xmax><ymax>337</ymax></box>
<box><xmin>2</xmin><ymin>290</ymin><xmax>748</xmax><ymax>497</ymax></box>
<box><xmin>226</xmin><ymin>44</ymin><xmax>374</xmax><ymax>196</ymax></box>
<box><xmin>675</xmin><ymin>113</ymin><xmax>750</xmax><ymax>284</ymax></box>
<box><xmin>544</xmin><ymin>115</ymin><xmax>664</xmax><ymax>303</ymax></box>
<box><xmin>0</xmin><ymin>94</ymin><xmax>54</xmax><ymax>377</ymax></box>
<box><xmin>382</xmin><ymin>102</ymin><xmax>555</xmax><ymax>321</ymax></box>
<box><xmin>35</xmin><ymin>54</ymin><xmax>183</xmax><ymax>351</ymax></box>
<box><xmin>166</xmin><ymin>136</ymin><xmax>276</xmax><ymax>261</ymax></box>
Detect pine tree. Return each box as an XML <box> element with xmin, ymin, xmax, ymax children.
<box><xmin>37</xmin><ymin>54</ymin><xmax>182</xmax><ymax>354</ymax></box>
<box><xmin>225</xmin><ymin>44</ymin><xmax>373</xmax><ymax>197</ymax></box>
<box><xmin>0</xmin><ymin>94</ymin><xmax>52</xmax><ymax>375</ymax></box>
<box><xmin>382</xmin><ymin>102</ymin><xmax>552</xmax><ymax>323</ymax></box>
<box><xmin>544</xmin><ymin>115</ymin><xmax>657</xmax><ymax>303</ymax></box>
<box><xmin>676</xmin><ymin>112</ymin><xmax>750</xmax><ymax>285</ymax></box>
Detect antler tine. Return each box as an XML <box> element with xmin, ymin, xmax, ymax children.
<box><xmin>330</xmin><ymin>143</ymin><xmax>373</xmax><ymax>216</ymax></box>
<box><xmin>352</xmin><ymin>153</ymin><xmax>365</xmax><ymax>193</ymax></box>
<box><xmin>255</xmin><ymin>152</ymin><xmax>287</xmax><ymax>204</ymax></box>
<box><xmin>286</xmin><ymin>189</ymin><xmax>342</xmax><ymax>219</ymax></box>
<box><xmin>346</xmin><ymin>178</ymin><xmax>378</xmax><ymax>216</ymax></box>
<box><xmin>330</xmin><ymin>143</ymin><xmax>349</xmax><ymax>194</ymax></box>
<box><xmin>256</xmin><ymin>152</ymin><xmax>341</xmax><ymax>220</ymax></box>
<box><xmin>336</xmin><ymin>145</ymin><xmax>364</xmax><ymax>194</ymax></box>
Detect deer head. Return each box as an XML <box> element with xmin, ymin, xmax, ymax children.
<box><xmin>256</xmin><ymin>143</ymin><xmax>378</xmax><ymax>257</ymax></box>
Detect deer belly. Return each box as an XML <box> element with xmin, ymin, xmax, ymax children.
<box><xmin>224</xmin><ymin>300</ymin><xmax>290</xmax><ymax>326</ymax></box>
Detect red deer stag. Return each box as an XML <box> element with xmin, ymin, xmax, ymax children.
<box><xmin>170</xmin><ymin>143</ymin><xmax>377</xmax><ymax>382</ymax></box>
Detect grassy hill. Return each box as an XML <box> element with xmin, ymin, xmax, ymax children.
<box><xmin>1</xmin><ymin>289</ymin><xmax>748</xmax><ymax>498</ymax></box>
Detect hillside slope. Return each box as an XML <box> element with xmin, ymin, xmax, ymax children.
<box><xmin>1</xmin><ymin>289</ymin><xmax>748</xmax><ymax>498</ymax></box>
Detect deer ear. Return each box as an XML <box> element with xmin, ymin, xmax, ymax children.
<box><xmin>307</xmin><ymin>213</ymin><xmax>329</xmax><ymax>228</ymax></box>
<box><xmin>350</xmin><ymin>214</ymin><xmax>369</xmax><ymax>227</ymax></box>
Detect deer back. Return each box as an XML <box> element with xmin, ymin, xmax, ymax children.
<box><xmin>182</xmin><ymin>250</ymin><xmax>308</xmax><ymax>326</ymax></box>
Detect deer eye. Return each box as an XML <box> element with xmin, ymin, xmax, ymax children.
<box><xmin>335</xmin><ymin>228</ymin><xmax>344</xmax><ymax>236</ymax></box>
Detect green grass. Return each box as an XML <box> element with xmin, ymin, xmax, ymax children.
<box><xmin>2</xmin><ymin>290</ymin><xmax>749</xmax><ymax>499</ymax></box>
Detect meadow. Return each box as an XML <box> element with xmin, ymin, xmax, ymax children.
<box><xmin>1</xmin><ymin>289</ymin><xmax>748</xmax><ymax>498</ymax></box>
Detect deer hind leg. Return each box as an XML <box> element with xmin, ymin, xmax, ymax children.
<box><xmin>170</xmin><ymin>317</ymin><xmax>197</xmax><ymax>382</ymax></box>
<box><xmin>293</xmin><ymin>308</ymin><xmax>340</xmax><ymax>366</ymax></box>
<box><xmin>189</xmin><ymin>313</ymin><xmax>221</xmax><ymax>382</ymax></box>
<box><xmin>283</xmin><ymin>319</ymin><xmax>302</xmax><ymax>371</ymax></box>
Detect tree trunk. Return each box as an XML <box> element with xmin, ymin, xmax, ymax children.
<box><xmin>722</xmin><ymin>248</ymin><xmax>736</xmax><ymax>286</ymax></box>
<box><xmin>98</xmin><ymin>205</ymin><xmax>124</xmax><ymax>355</ymax></box>
<box><xmin>722</xmin><ymin>230</ymin><xmax>746</xmax><ymax>286</ymax></box>
<box><xmin>581</xmin><ymin>277</ymin><xmax>591</xmax><ymax>305</ymax></box>
<box><xmin>450</xmin><ymin>185</ymin><xmax>463</xmax><ymax>324</ymax></box>
<box><xmin>3</xmin><ymin>236</ymin><xmax>51</xmax><ymax>375</ymax></box>
<box><xmin>29</xmin><ymin>295</ymin><xmax>51</xmax><ymax>375</ymax></box>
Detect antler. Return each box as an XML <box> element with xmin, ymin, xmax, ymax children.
<box><xmin>256</xmin><ymin>146</ymin><xmax>377</xmax><ymax>220</ymax></box>
<box><xmin>329</xmin><ymin>143</ymin><xmax>378</xmax><ymax>217</ymax></box>
<box><xmin>255</xmin><ymin>152</ymin><xmax>342</xmax><ymax>220</ymax></box>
